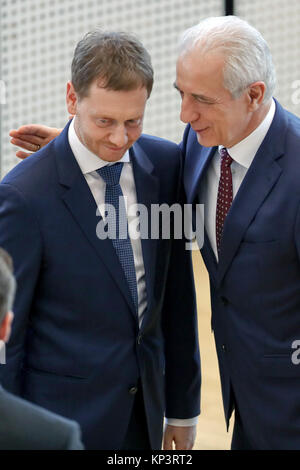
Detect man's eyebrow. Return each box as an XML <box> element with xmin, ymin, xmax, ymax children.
<box><xmin>191</xmin><ymin>93</ymin><xmax>217</xmax><ymax>103</ymax></box>
<box><xmin>173</xmin><ymin>83</ymin><xmax>217</xmax><ymax>103</ymax></box>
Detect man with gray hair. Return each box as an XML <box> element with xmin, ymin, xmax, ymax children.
<box><xmin>176</xmin><ymin>15</ymin><xmax>300</xmax><ymax>449</ymax></box>
<box><xmin>1</xmin><ymin>30</ymin><xmax>200</xmax><ymax>450</ymax></box>
<box><xmin>0</xmin><ymin>247</ymin><xmax>84</xmax><ymax>449</ymax></box>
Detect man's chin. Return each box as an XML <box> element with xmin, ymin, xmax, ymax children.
<box><xmin>98</xmin><ymin>147</ymin><xmax>127</xmax><ymax>162</ymax></box>
<box><xmin>196</xmin><ymin>134</ymin><xmax>215</xmax><ymax>148</ymax></box>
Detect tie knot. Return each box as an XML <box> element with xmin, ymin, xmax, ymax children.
<box><xmin>219</xmin><ymin>147</ymin><xmax>233</xmax><ymax>167</ymax></box>
<box><xmin>97</xmin><ymin>162</ymin><xmax>124</xmax><ymax>186</ymax></box>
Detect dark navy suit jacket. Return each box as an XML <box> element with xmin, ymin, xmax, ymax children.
<box><xmin>0</xmin><ymin>122</ymin><xmax>200</xmax><ymax>450</ymax></box>
<box><xmin>0</xmin><ymin>385</ymin><xmax>83</xmax><ymax>449</ymax></box>
<box><xmin>182</xmin><ymin>100</ymin><xmax>300</xmax><ymax>449</ymax></box>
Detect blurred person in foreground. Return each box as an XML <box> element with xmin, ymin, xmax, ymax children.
<box><xmin>0</xmin><ymin>247</ymin><xmax>83</xmax><ymax>450</ymax></box>
<box><xmin>1</xmin><ymin>30</ymin><xmax>200</xmax><ymax>450</ymax></box>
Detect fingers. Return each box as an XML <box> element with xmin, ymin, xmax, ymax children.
<box><xmin>9</xmin><ymin>125</ymin><xmax>50</xmax><ymax>138</ymax></box>
<box><xmin>163</xmin><ymin>425</ymin><xmax>196</xmax><ymax>451</ymax></box>
<box><xmin>163</xmin><ymin>435</ymin><xmax>173</xmax><ymax>451</ymax></box>
<box><xmin>162</xmin><ymin>427</ymin><xmax>174</xmax><ymax>450</ymax></box>
<box><xmin>15</xmin><ymin>150</ymin><xmax>34</xmax><ymax>160</ymax></box>
<box><xmin>10</xmin><ymin>137</ymin><xmax>40</xmax><ymax>152</ymax></box>
<box><xmin>10</xmin><ymin>132</ymin><xmax>43</xmax><ymax>145</ymax></box>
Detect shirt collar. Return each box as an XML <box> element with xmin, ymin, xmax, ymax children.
<box><xmin>68</xmin><ymin>117</ymin><xmax>130</xmax><ymax>175</ymax></box>
<box><xmin>218</xmin><ymin>98</ymin><xmax>276</xmax><ymax>169</ymax></box>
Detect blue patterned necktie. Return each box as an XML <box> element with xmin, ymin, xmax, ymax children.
<box><xmin>97</xmin><ymin>163</ymin><xmax>138</xmax><ymax>312</ymax></box>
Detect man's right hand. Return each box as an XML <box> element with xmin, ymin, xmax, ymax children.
<box><xmin>10</xmin><ymin>124</ymin><xmax>63</xmax><ymax>159</ymax></box>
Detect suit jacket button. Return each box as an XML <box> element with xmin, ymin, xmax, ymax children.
<box><xmin>129</xmin><ymin>386</ymin><xmax>138</xmax><ymax>395</ymax></box>
<box><xmin>137</xmin><ymin>334</ymin><xmax>142</xmax><ymax>345</ymax></box>
<box><xmin>220</xmin><ymin>296</ymin><xmax>228</xmax><ymax>306</ymax></box>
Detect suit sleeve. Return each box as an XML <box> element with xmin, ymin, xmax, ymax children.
<box><xmin>296</xmin><ymin>202</ymin><xmax>300</xmax><ymax>262</ymax></box>
<box><xmin>64</xmin><ymin>422</ymin><xmax>85</xmax><ymax>450</ymax></box>
<box><xmin>0</xmin><ymin>183</ymin><xmax>42</xmax><ymax>394</ymax></box>
<box><xmin>161</xmin><ymin>152</ymin><xmax>201</xmax><ymax>420</ymax></box>
<box><xmin>178</xmin><ymin>123</ymin><xmax>191</xmax><ymax>156</ymax></box>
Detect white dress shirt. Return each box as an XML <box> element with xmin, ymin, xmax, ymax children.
<box><xmin>68</xmin><ymin>118</ymin><xmax>197</xmax><ymax>427</ymax></box>
<box><xmin>201</xmin><ymin>99</ymin><xmax>276</xmax><ymax>260</ymax></box>
<box><xmin>68</xmin><ymin>118</ymin><xmax>147</xmax><ymax>327</ymax></box>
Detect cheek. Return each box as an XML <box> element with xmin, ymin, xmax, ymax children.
<box><xmin>88</xmin><ymin>126</ymin><xmax>107</xmax><ymax>143</ymax></box>
<box><xmin>214</xmin><ymin>115</ymin><xmax>232</xmax><ymax>137</ymax></box>
<box><xmin>128</xmin><ymin>128</ymin><xmax>142</xmax><ymax>143</ymax></box>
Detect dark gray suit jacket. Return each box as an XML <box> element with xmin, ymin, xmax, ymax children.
<box><xmin>0</xmin><ymin>385</ymin><xmax>84</xmax><ymax>449</ymax></box>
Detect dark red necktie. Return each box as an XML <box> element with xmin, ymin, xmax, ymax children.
<box><xmin>216</xmin><ymin>147</ymin><xmax>233</xmax><ymax>253</ymax></box>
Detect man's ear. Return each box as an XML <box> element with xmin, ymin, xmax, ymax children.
<box><xmin>66</xmin><ymin>82</ymin><xmax>78</xmax><ymax>116</ymax></box>
<box><xmin>0</xmin><ymin>311</ymin><xmax>14</xmax><ymax>343</ymax></box>
<box><xmin>247</xmin><ymin>81</ymin><xmax>266</xmax><ymax>110</ymax></box>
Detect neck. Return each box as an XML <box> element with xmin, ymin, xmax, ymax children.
<box><xmin>228</xmin><ymin>99</ymin><xmax>273</xmax><ymax>149</ymax></box>
<box><xmin>249</xmin><ymin>99</ymin><xmax>272</xmax><ymax>131</ymax></box>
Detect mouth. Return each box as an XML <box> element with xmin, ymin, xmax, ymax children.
<box><xmin>104</xmin><ymin>145</ymin><xmax>126</xmax><ymax>152</ymax></box>
<box><xmin>193</xmin><ymin>127</ymin><xmax>209</xmax><ymax>134</ymax></box>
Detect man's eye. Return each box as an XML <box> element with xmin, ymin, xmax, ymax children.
<box><xmin>195</xmin><ymin>97</ymin><xmax>215</xmax><ymax>105</ymax></box>
<box><xmin>96</xmin><ymin>119</ymin><xmax>110</xmax><ymax>127</ymax></box>
<box><xmin>126</xmin><ymin>119</ymin><xmax>142</xmax><ymax>128</ymax></box>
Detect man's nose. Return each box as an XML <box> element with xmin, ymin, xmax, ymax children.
<box><xmin>109</xmin><ymin>125</ymin><xmax>129</xmax><ymax>147</ymax></box>
<box><xmin>180</xmin><ymin>95</ymin><xmax>199</xmax><ymax>124</ymax></box>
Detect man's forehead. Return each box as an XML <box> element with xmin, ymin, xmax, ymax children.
<box><xmin>88</xmin><ymin>100</ymin><xmax>146</xmax><ymax>121</ymax></box>
<box><xmin>86</xmin><ymin>83</ymin><xmax>147</xmax><ymax>107</ymax></box>
<box><xmin>89</xmin><ymin>81</ymin><xmax>147</xmax><ymax>96</ymax></box>
<box><xmin>177</xmin><ymin>48</ymin><xmax>225</xmax><ymax>73</ymax></box>
<box><xmin>176</xmin><ymin>51</ymin><xmax>226</xmax><ymax>91</ymax></box>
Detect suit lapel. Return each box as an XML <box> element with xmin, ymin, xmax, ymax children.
<box><xmin>201</xmin><ymin>231</ymin><xmax>218</xmax><ymax>285</ymax></box>
<box><xmin>217</xmin><ymin>100</ymin><xmax>287</xmax><ymax>285</ymax></box>
<box><xmin>184</xmin><ymin>144</ymin><xmax>216</xmax><ymax>204</ymax></box>
<box><xmin>54</xmin><ymin>123</ymin><xmax>137</xmax><ymax>316</ymax></box>
<box><xmin>130</xmin><ymin>142</ymin><xmax>160</xmax><ymax>317</ymax></box>
<box><xmin>184</xmin><ymin>138</ymin><xmax>218</xmax><ymax>280</ymax></box>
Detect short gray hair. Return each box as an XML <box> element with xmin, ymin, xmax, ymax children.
<box><xmin>71</xmin><ymin>29</ymin><xmax>154</xmax><ymax>99</ymax></box>
<box><xmin>0</xmin><ymin>248</ymin><xmax>16</xmax><ymax>324</ymax></box>
<box><xmin>178</xmin><ymin>16</ymin><xmax>276</xmax><ymax>102</ymax></box>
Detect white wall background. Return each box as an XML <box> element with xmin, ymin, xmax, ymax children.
<box><xmin>1</xmin><ymin>0</ymin><xmax>300</xmax><ymax>176</ymax></box>
<box><xmin>236</xmin><ymin>0</ymin><xmax>300</xmax><ymax>119</ymax></box>
<box><xmin>0</xmin><ymin>0</ymin><xmax>222</xmax><ymax>176</ymax></box>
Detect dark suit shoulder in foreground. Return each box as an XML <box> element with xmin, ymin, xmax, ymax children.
<box><xmin>0</xmin><ymin>386</ymin><xmax>84</xmax><ymax>450</ymax></box>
